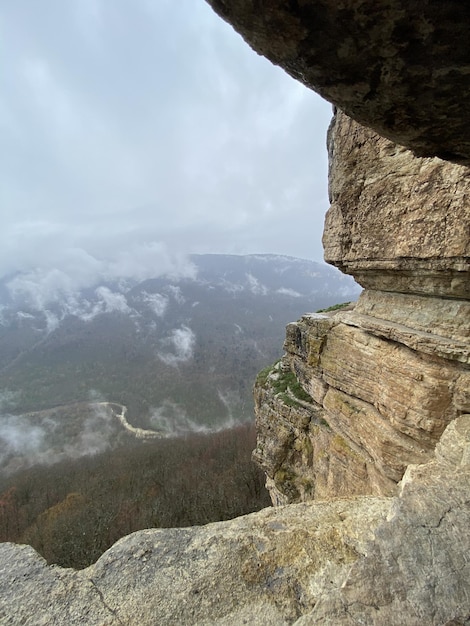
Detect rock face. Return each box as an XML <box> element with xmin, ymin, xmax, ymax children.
<box><xmin>307</xmin><ymin>415</ymin><xmax>470</xmax><ymax>626</ymax></box>
<box><xmin>0</xmin><ymin>499</ymin><xmax>391</xmax><ymax>625</ymax></box>
<box><xmin>206</xmin><ymin>0</ymin><xmax>470</xmax><ymax>164</ymax></box>
<box><xmin>0</xmin><ymin>415</ymin><xmax>468</xmax><ymax>625</ymax></box>
<box><xmin>324</xmin><ymin>110</ymin><xmax>470</xmax><ymax>298</ymax></box>
<box><xmin>253</xmin><ymin>109</ymin><xmax>470</xmax><ymax>506</ymax></box>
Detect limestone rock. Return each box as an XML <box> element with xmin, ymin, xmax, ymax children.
<box><xmin>0</xmin><ymin>543</ymin><xmax>114</xmax><ymax>625</ymax></box>
<box><xmin>254</xmin><ymin>289</ymin><xmax>469</xmax><ymax>504</ymax></box>
<box><xmin>323</xmin><ymin>110</ymin><xmax>470</xmax><ymax>297</ymax></box>
<box><xmin>340</xmin><ymin>290</ymin><xmax>470</xmax><ymax>364</ymax></box>
<box><xmin>205</xmin><ymin>0</ymin><xmax>470</xmax><ymax>164</ymax></box>
<box><xmin>302</xmin><ymin>414</ymin><xmax>470</xmax><ymax>625</ymax></box>
<box><xmin>253</xmin><ymin>103</ymin><xmax>469</xmax><ymax>505</ymax></box>
<box><xmin>0</xmin><ymin>497</ymin><xmax>391</xmax><ymax>625</ymax></box>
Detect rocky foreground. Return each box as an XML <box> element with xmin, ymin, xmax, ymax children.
<box><xmin>0</xmin><ymin>415</ymin><xmax>468</xmax><ymax>625</ymax></box>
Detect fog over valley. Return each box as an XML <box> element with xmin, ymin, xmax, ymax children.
<box><xmin>0</xmin><ymin>255</ymin><xmax>359</xmax><ymax>448</ymax></box>
<box><xmin>0</xmin><ymin>2</ymin><xmax>340</xmax><ymax>455</ymax></box>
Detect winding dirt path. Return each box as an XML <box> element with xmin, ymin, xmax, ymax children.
<box><xmin>98</xmin><ymin>402</ymin><xmax>166</xmax><ymax>440</ymax></box>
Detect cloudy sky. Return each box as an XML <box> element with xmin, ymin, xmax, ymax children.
<box><xmin>1</xmin><ymin>0</ymin><xmax>333</xmax><ymax>293</ymax></box>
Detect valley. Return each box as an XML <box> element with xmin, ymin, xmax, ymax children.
<box><xmin>0</xmin><ymin>254</ymin><xmax>359</xmax><ymax>429</ymax></box>
<box><xmin>0</xmin><ymin>254</ymin><xmax>358</xmax><ymax>568</ymax></box>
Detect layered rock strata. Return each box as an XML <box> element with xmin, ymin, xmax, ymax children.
<box><xmin>253</xmin><ymin>110</ymin><xmax>470</xmax><ymax>505</ymax></box>
<box><xmin>324</xmin><ymin>110</ymin><xmax>470</xmax><ymax>298</ymax></box>
<box><xmin>206</xmin><ymin>0</ymin><xmax>470</xmax><ymax>164</ymax></box>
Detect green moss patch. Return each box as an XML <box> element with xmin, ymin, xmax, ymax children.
<box><xmin>316</xmin><ymin>301</ymin><xmax>351</xmax><ymax>313</ymax></box>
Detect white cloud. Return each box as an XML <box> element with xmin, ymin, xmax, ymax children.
<box><xmin>0</xmin><ymin>415</ymin><xmax>46</xmax><ymax>456</ymax></box>
<box><xmin>167</xmin><ymin>285</ymin><xmax>186</xmax><ymax>304</ymax></box>
<box><xmin>149</xmin><ymin>396</ymin><xmax>242</xmax><ymax>436</ymax></box>
<box><xmin>0</xmin><ymin>0</ymin><xmax>332</xmax><ymax>290</ymax></box>
<box><xmin>158</xmin><ymin>325</ymin><xmax>196</xmax><ymax>366</ymax></box>
<box><xmin>4</xmin><ymin>243</ymin><xmax>195</xmax><ymax>313</ymax></box>
<box><xmin>149</xmin><ymin>400</ymin><xmax>211</xmax><ymax>436</ymax></box>
<box><xmin>277</xmin><ymin>287</ymin><xmax>302</xmax><ymax>297</ymax></box>
<box><xmin>0</xmin><ymin>402</ymin><xmax>118</xmax><ymax>474</ymax></box>
<box><xmin>94</xmin><ymin>287</ymin><xmax>131</xmax><ymax>315</ymax></box>
<box><xmin>246</xmin><ymin>273</ymin><xmax>268</xmax><ymax>296</ymax></box>
<box><xmin>140</xmin><ymin>292</ymin><xmax>169</xmax><ymax>317</ymax></box>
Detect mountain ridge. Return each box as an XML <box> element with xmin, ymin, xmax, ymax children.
<box><xmin>0</xmin><ymin>254</ymin><xmax>359</xmax><ymax>429</ymax></box>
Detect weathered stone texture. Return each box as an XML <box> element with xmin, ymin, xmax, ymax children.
<box><xmin>324</xmin><ymin>110</ymin><xmax>470</xmax><ymax>297</ymax></box>
<box><xmin>206</xmin><ymin>0</ymin><xmax>470</xmax><ymax>164</ymax></box>
<box><xmin>254</xmin><ymin>109</ymin><xmax>469</xmax><ymax>505</ymax></box>
<box><xmin>304</xmin><ymin>415</ymin><xmax>470</xmax><ymax>626</ymax></box>
<box><xmin>254</xmin><ymin>293</ymin><xmax>469</xmax><ymax>504</ymax></box>
<box><xmin>340</xmin><ymin>290</ymin><xmax>470</xmax><ymax>364</ymax></box>
<box><xmin>253</xmin><ymin>369</ymin><xmax>377</xmax><ymax>504</ymax></box>
<box><xmin>1</xmin><ymin>417</ymin><xmax>468</xmax><ymax>625</ymax></box>
<box><xmin>0</xmin><ymin>497</ymin><xmax>391</xmax><ymax>625</ymax></box>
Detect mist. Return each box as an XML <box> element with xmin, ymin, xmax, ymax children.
<box><xmin>158</xmin><ymin>326</ymin><xmax>196</xmax><ymax>366</ymax></box>
<box><xmin>149</xmin><ymin>399</ymin><xmax>241</xmax><ymax>437</ymax></box>
<box><xmin>0</xmin><ymin>403</ymin><xmax>119</xmax><ymax>475</ymax></box>
<box><xmin>4</xmin><ymin>245</ymin><xmax>197</xmax><ymax>312</ymax></box>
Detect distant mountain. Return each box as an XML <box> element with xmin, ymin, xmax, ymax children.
<box><xmin>0</xmin><ymin>255</ymin><xmax>360</xmax><ymax>429</ymax></box>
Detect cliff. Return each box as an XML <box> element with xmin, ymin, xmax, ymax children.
<box><xmin>253</xmin><ymin>109</ymin><xmax>470</xmax><ymax>505</ymax></box>
<box><xmin>1</xmin><ymin>2</ymin><xmax>470</xmax><ymax>624</ymax></box>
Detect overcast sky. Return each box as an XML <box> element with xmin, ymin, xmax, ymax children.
<box><xmin>1</xmin><ymin>0</ymin><xmax>333</xmax><ymax>294</ymax></box>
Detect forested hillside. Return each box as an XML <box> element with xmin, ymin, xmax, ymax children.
<box><xmin>0</xmin><ymin>255</ymin><xmax>359</xmax><ymax>427</ymax></box>
<box><xmin>0</xmin><ymin>423</ymin><xmax>270</xmax><ymax>569</ymax></box>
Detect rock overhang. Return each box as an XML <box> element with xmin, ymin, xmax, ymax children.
<box><xmin>206</xmin><ymin>0</ymin><xmax>470</xmax><ymax>165</ymax></box>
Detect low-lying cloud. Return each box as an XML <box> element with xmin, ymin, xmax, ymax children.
<box><xmin>277</xmin><ymin>287</ymin><xmax>302</xmax><ymax>297</ymax></box>
<box><xmin>138</xmin><ymin>291</ymin><xmax>169</xmax><ymax>318</ymax></box>
<box><xmin>149</xmin><ymin>400</ymin><xmax>211</xmax><ymax>436</ymax></box>
<box><xmin>149</xmin><ymin>399</ymin><xmax>241</xmax><ymax>437</ymax></box>
<box><xmin>4</xmin><ymin>243</ymin><xmax>196</xmax><ymax>311</ymax></box>
<box><xmin>246</xmin><ymin>273</ymin><xmax>268</xmax><ymax>296</ymax></box>
<box><xmin>0</xmin><ymin>402</ymin><xmax>119</xmax><ymax>475</ymax></box>
<box><xmin>158</xmin><ymin>325</ymin><xmax>196</xmax><ymax>366</ymax></box>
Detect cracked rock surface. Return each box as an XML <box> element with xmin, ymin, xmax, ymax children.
<box><xmin>0</xmin><ymin>497</ymin><xmax>390</xmax><ymax>625</ymax></box>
